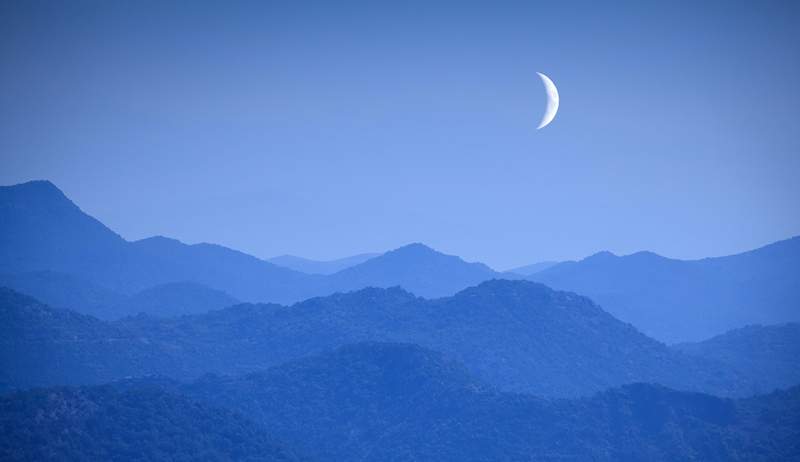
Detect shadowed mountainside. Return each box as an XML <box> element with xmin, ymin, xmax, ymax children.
<box><xmin>1</xmin><ymin>281</ymin><xmax>757</xmax><ymax>398</ymax></box>
<box><xmin>674</xmin><ymin>323</ymin><xmax>800</xmax><ymax>395</ymax></box>
<box><xmin>0</xmin><ymin>384</ymin><xmax>303</xmax><ymax>462</ymax></box>
<box><xmin>167</xmin><ymin>343</ymin><xmax>800</xmax><ymax>461</ymax></box>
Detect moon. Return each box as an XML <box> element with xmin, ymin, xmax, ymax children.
<box><xmin>536</xmin><ymin>72</ymin><xmax>559</xmax><ymax>129</ymax></box>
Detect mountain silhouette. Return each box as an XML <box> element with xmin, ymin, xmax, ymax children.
<box><xmin>2</xmin><ymin>281</ymin><xmax>755</xmax><ymax>397</ymax></box>
<box><xmin>0</xmin><ymin>181</ymin><xmax>511</xmax><ymax>309</ymax></box>
<box><xmin>324</xmin><ymin>242</ymin><xmax>503</xmax><ymax>298</ymax></box>
<box><xmin>530</xmin><ymin>238</ymin><xmax>800</xmax><ymax>342</ymax></box>
<box><xmin>269</xmin><ymin>252</ymin><xmax>380</xmax><ymax>274</ymax></box>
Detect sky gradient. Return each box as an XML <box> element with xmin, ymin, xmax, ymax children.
<box><xmin>1</xmin><ymin>0</ymin><xmax>799</xmax><ymax>269</ymax></box>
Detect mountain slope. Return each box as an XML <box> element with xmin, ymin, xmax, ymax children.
<box><xmin>325</xmin><ymin>243</ymin><xmax>503</xmax><ymax>298</ymax></box>
<box><xmin>0</xmin><ymin>288</ymin><xmax>178</xmax><ymax>390</ymax></box>
<box><xmin>183</xmin><ymin>343</ymin><xmax>800</xmax><ymax>462</ymax></box>
<box><xmin>4</xmin><ymin>280</ymin><xmax>752</xmax><ymax>397</ymax></box>
<box><xmin>0</xmin><ymin>181</ymin><xmax>506</xmax><ymax>303</ymax></box>
<box><xmin>530</xmin><ymin>237</ymin><xmax>800</xmax><ymax>342</ymax></box>
<box><xmin>674</xmin><ymin>323</ymin><xmax>800</xmax><ymax>394</ymax></box>
<box><xmin>269</xmin><ymin>252</ymin><xmax>380</xmax><ymax>275</ymax></box>
<box><xmin>0</xmin><ymin>384</ymin><xmax>301</xmax><ymax>462</ymax></box>
<box><xmin>0</xmin><ymin>270</ymin><xmax>126</xmax><ymax>319</ymax></box>
<box><xmin>0</xmin><ymin>181</ymin><xmax>319</xmax><ymax>303</ymax></box>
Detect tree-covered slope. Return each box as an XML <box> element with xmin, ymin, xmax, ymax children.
<box><xmin>674</xmin><ymin>323</ymin><xmax>800</xmax><ymax>395</ymax></box>
<box><xmin>0</xmin><ymin>384</ymin><xmax>302</xmax><ymax>462</ymax></box>
<box><xmin>0</xmin><ymin>288</ymin><xmax>178</xmax><ymax>390</ymax></box>
<box><xmin>183</xmin><ymin>343</ymin><xmax>800</xmax><ymax>462</ymax></box>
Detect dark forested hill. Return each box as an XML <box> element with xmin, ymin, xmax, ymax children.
<box><xmin>3</xmin><ymin>281</ymin><xmax>754</xmax><ymax>397</ymax></box>
<box><xmin>5</xmin><ymin>343</ymin><xmax>797</xmax><ymax>462</ymax></box>
<box><xmin>115</xmin><ymin>279</ymin><xmax>747</xmax><ymax>397</ymax></box>
<box><xmin>182</xmin><ymin>343</ymin><xmax>800</xmax><ymax>462</ymax></box>
<box><xmin>0</xmin><ymin>384</ymin><xmax>302</xmax><ymax>462</ymax></box>
<box><xmin>674</xmin><ymin>323</ymin><xmax>800</xmax><ymax>395</ymax></box>
<box><xmin>0</xmin><ymin>288</ymin><xmax>178</xmax><ymax>390</ymax></box>
<box><xmin>530</xmin><ymin>237</ymin><xmax>800</xmax><ymax>343</ymax></box>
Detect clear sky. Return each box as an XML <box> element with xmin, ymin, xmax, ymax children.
<box><xmin>2</xmin><ymin>0</ymin><xmax>799</xmax><ymax>269</ymax></box>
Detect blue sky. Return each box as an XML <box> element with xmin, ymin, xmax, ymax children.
<box><xmin>1</xmin><ymin>0</ymin><xmax>799</xmax><ymax>269</ymax></box>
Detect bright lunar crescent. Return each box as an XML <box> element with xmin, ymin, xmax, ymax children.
<box><xmin>536</xmin><ymin>72</ymin><xmax>559</xmax><ymax>129</ymax></box>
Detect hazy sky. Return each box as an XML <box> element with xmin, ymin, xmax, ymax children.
<box><xmin>2</xmin><ymin>0</ymin><xmax>799</xmax><ymax>269</ymax></box>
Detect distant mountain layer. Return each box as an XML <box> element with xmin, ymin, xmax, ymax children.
<box><xmin>0</xmin><ymin>270</ymin><xmax>126</xmax><ymax>318</ymax></box>
<box><xmin>530</xmin><ymin>238</ymin><xmax>800</xmax><ymax>342</ymax></box>
<box><xmin>0</xmin><ymin>385</ymin><xmax>301</xmax><ymax>462</ymax></box>
<box><xmin>507</xmin><ymin>260</ymin><xmax>559</xmax><ymax>275</ymax></box>
<box><xmin>0</xmin><ymin>181</ymin><xmax>502</xmax><ymax>306</ymax></box>
<box><xmin>1</xmin><ymin>281</ymin><xmax>764</xmax><ymax>398</ymax></box>
<box><xmin>109</xmin><ymin>281</ymin><xmax>239</xmax><ymax>318</ymax></box>
<box><xmin>674</xmin><ymin>323</ymin><xmax>800</xmax><ymax>394</ymax></box>
<box><xmin>9</xmin><ymin>342</ymin><xmax>795</xmax><ymax>462</ymax></box>
<box><xmin>2</xmin><ymin>180</ymin><xmax>799</xmax><ymax>340</ymax></box>
<box><xmin>269</xmin><ymin>252</ymin><xmax>380</xmax><ymax>274</ymax></box>
<box><xmin>0</xmin><ymin>272</ymin><xmax>238</xmax><ymax>319</ymax></box>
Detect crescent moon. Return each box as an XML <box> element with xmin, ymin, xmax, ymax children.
<box><xmin>536</xmin><ymin>72</ymin><xmax>559</xmax><ymax>129</ymax></box>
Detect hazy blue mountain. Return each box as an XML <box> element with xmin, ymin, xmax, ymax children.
<box><xmin>0</xmin><ymin>384</ymin><xmax>302</xmax><ymax>462</ymax></box>
<box><xmin>182</xmin><ymin>343</ymin><xmax>800</xmax><ymax>462</ymax></box>
<box><xmin>674</xmin><ymin>323</ymin><xmax>800</xmax><ymax>395</ymax></box>
<box><xmin>110</xmin><ymin>281</ymin><xmax>239</xmax><ymax>318</ymax></box>
<box><xmin>269</xmin><ymin>253</ymin><xmax>380</xmax><ymax>275</ymax></box>
<box><xmin>0</xmin><ymin>181</ymin><xmax>129</xmax><ymax>279</ymax></box>
<box><xmin>530</xmin><ymin>237</ymin><xmax>800</xmax><ymax>342</ymax></box>
<box><xmin>3</xmin><ymin>281</ymin><xmax>753</xmax><ymax>397</ymax></box>
<box><xmin>325</xmin><ymin>243</ymin><xmax>504</xmax><ymax>298</ymax></box>
<box><xmin>0</xmin><ymin>270</ymin><xmax>126</xmax><ymax>319</ymax></box>
<box><xmin>0</xmin><ymin>181</ymin><xmax>507</xmax><ymax>303</ymax></box>
<box><xmin>507</xmin><ymin>260</ymin><xmax>559</xmax><ymax>275</ymax></box>
<box><xmin>0</xmin><ymin>181</ymin><xmax>319</xmax><ymax>303</ymax></box>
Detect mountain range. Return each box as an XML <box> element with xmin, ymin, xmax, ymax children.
<box><xmin>2</xmin><ymin>180</ymin><xmax>798</xmax><ymax>342</ymax></box>
<box><xmin>7</xmin><ymin>280</ymin><xmax>794</xmax><ymax>399</ymax></box>
<box><xmin>4</xmin><ymin>342</ymin><xmax>798</xmax><ymax>461</ymax></box>
<box><xmin>530</xmin><ymin>239</ymin><xmax>800</xmax><ymax>342</ymax></box>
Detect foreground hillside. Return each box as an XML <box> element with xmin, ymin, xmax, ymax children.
<box><xmin>1</xmin><ymin>281</ymin><xmax>755</xmax><ymax>397</ymax></box>
<box><xmin>0</xmin><ymin>385</ymin><xmax>302</xmax><ymax>462</ymax></box>
<box><xmin>182</xmin><ymin>343</ymin><xmax>800</xmax><ymax>462</ymax></box>
<box><xmin>4</xmin><ymin>343</ymin><xmax>797</xmax><ymax>462</ymax></box>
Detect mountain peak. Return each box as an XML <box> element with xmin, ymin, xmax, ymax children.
<box><xmin>1</xmin><ymin>180</ymin><xmax>72</xmax><ymax>207</ymax></box>
<box><xmin>389</xmin><ymin>242</ymin><xmax>439</xmax><ymax>256</ymax></box>
<box><xmin>582</xmin><ymin>250</ymin><xmax>617</xmax><ymax>262</ymax></box>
